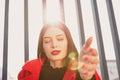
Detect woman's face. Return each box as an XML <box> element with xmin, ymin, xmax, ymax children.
<box><xmin>43</xmin><ymin>27</ymin><xmax>68</xmax><ymax>61</ymax></box>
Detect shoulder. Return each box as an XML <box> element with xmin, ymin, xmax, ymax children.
<box><xmin>23</xmin><ymin>59</ymin><xmax>42</xmax><ymax>67</ymax></box>
<box><xmin>22</xmin><ymin>58</ymin><xmax>45</xmax><ymax>73</ymax></box>
<box><xmin>18</xmin><ymin>59</ymin><xmax>45</xmax><ymax>80</ymax></box>
<box><xmin>18</xmin><ymin>58</ymin><xmax>45</xmax><ymax>80</ymax></box>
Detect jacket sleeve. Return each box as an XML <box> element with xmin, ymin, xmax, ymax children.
<box><xmin>76</xmin><ymin>71</ymin><xmax>101</xmax><ymax>80</ymax></box>
<box><xmin>18</xmin><ymin>69</ymin><xmax>32</xmax><ymax>80</ymax></box>
<box><xmin>94</xmin><ymin>71</ymin><xmax>101</xmax><ymax>80</ymax></box>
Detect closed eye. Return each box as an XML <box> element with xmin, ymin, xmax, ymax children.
<box><xmin>43</xmin><ymin>38</ymin><xmax>51</xmax><ymax>43</ymax></box>
<box><xmin>57</xmin><ymin>36</ymin><xmax>64</xmax><ymax>41</ymax></box>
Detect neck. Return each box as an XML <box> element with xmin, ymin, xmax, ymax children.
<box><xmin>50</xmin><ymin>59</ymin><xmax>66</xmax><ymax>68</ymax></box>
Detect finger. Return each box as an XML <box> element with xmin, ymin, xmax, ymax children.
<box><xmin>83</xmin><ymin>55</ymin><xmax>99</xmax><ymax>64</ymax></box>
<box><xmin>78</xmin><ymin>62</ymin><xmax>85</xmax><ymax>70</ymax></box>
<box><xmin>84</xmin><ymin>63</ymin><xmax>98</xmax><ymax>71</ymax></box>
<box><xmin>83</xmin><ymin>37</ymin><xmax>93</xmax><ymax>50</ymax></box>
<box><xmin>79</xmin><ymin>66</ymin><xmax>95</xmax><ymax>79</ymax></box>
<box><xmin>84</xmin><ymin>70</ymin><xmax>95</xmax><ymax>78</ymax></box>
<box><xmin>88</xmin><ymin>48</ymin><xmax>98</xmax><ymax>56</ymax></box>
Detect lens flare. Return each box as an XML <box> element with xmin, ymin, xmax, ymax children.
<box><xmin>68</xmin><ymin>52</ymin><xmax>78</xmax><ymax>71</ymax></box>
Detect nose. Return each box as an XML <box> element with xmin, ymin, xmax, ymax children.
<box><xmin>52</xmin><ymin>39</ymin><xmax>57</xmax><ymax>48</ymax></box>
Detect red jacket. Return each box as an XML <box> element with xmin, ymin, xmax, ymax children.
<box><xmin>18</xmin><ymin>59</ymin><xmax>101</xmax><ymax>80</ymax></box>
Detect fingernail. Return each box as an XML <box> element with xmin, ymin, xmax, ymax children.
<box><xmin>82</xmin><ymin>64</ymin><xmax>85</xmax><ymax>68</ymax></box>
<box><xmin>89</xmin><ymin>48</ymin><xmax>93</xmax><ymax>52</ymax></box>
<box><xmin>84</xmin><ymin>56</ymin><xmax>88</xmax><ymax>61</ymax></box>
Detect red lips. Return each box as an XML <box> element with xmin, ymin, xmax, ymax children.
<box><xmin>51</xmin><ymin>50</ymin><xmax>61</xmax><ymax>55</ymax></box>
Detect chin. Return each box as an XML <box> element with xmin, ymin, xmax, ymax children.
<box><xmin>51</xmin><ymin>57</ymin><xmax>66</xmax><ymax>61</ymax></box>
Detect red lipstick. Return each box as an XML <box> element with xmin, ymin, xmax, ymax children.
<box><xmin>51</xmin><ymin>50</ymin><xmax>61</xmax><ymax>55</ymax></box>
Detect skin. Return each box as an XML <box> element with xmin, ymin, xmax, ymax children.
<box><xmin>43</xmin><ymin>27</ymin><xmax>68</xmax><ymax>68</ymax></box>
<box><xmin>79</xmin><ymin>37</ymin><xmax>99</xmax><ymax>80</ymax></box>
<box><xmin>43</xmin><ymin>26</ymin><xmax>99</xmax><ymax>79</ymax></box>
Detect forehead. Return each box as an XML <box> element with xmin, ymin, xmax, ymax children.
<box><xmin>43</xmin><ymin>27</ymin><xmax>65</xmax><ymax>37</ymax></box>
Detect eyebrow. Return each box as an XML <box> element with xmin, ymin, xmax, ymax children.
<box><xmin>56</xmin><ymin>34</ymin><xmax>64</xmax><ymax>37</ymax></box>
<box><xmin>43</xmin><ymin>33</ymin><xmax>64</xmax><ymax>38</ymax></box>
<box><xmin>43</xmin><ymin>36</ymin><xmax>51</xmax><ymax>39</ymax></box>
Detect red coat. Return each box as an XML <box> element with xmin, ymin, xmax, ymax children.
<box><xmin>18</xmin><ymin>59</ymin><xmax>101</xmax><ymax>80</ymax></box>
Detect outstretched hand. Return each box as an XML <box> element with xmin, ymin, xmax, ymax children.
<box><xmin>78</xmin><ymin>37</ymin><xmax>99</xmax><ymax>80</ymax></box>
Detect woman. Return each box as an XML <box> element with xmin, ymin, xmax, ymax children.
<box><xmin>18</xmin><ymin>22</ymin><xmax>101</xmax><ymax>80</ymax></box>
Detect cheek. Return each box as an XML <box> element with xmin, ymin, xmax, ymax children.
<box><xmin>61</xmin><ymin>41</ymin><xmax>68</xmax><ymax>54</ymax></box>
<box><xmin>43</xmin><ymin>44</ymin><xmax>51</xmax><ymax>54</ymax></box>
<box><xmin>43</xmin><ymin>47</ymin><xmax>52</xmax><ymax>58</ymax></box>
<box><xmin>63</xmin><ymin>40</ymin><xmax>68</xmax><ymax>49</ymax></box>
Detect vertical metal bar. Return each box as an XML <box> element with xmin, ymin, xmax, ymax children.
<box><xmin>106</xmin><ymin>0</ymin><xmax>120</xmax><ymax>79</ymax></box>
<box><xmin>59</xmin><ymin>0</ymin><xmax>65</xmax><ymax>23</ymax></box>
<box><xmin>24</xmin><ymin>0</ymin><xmax>29</xmax><ymax>62</ymax></box>
<box><xmin>91</xmin><ymin>0</ymin><xmax>109</xmax><ymax>80</ymax></box>
<box><xmin>75</xmin><ymin>0</ymin><xmax>85</xmax><ymax>47</ymax></box>
<box><xmin>42</xmin><ymin>0</ymin><xmax>46</xmax><ymax>24</ymax></box>
<box><xmin>2</xmin><ymin>0</ymin><xmax>9</xmax><ymax>79</ymax></box>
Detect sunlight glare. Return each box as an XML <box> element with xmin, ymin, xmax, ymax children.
<box><xmin>46</xmin><ymin>0</ymin><xmax>61</xmax><ymax>23</ymax></box>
